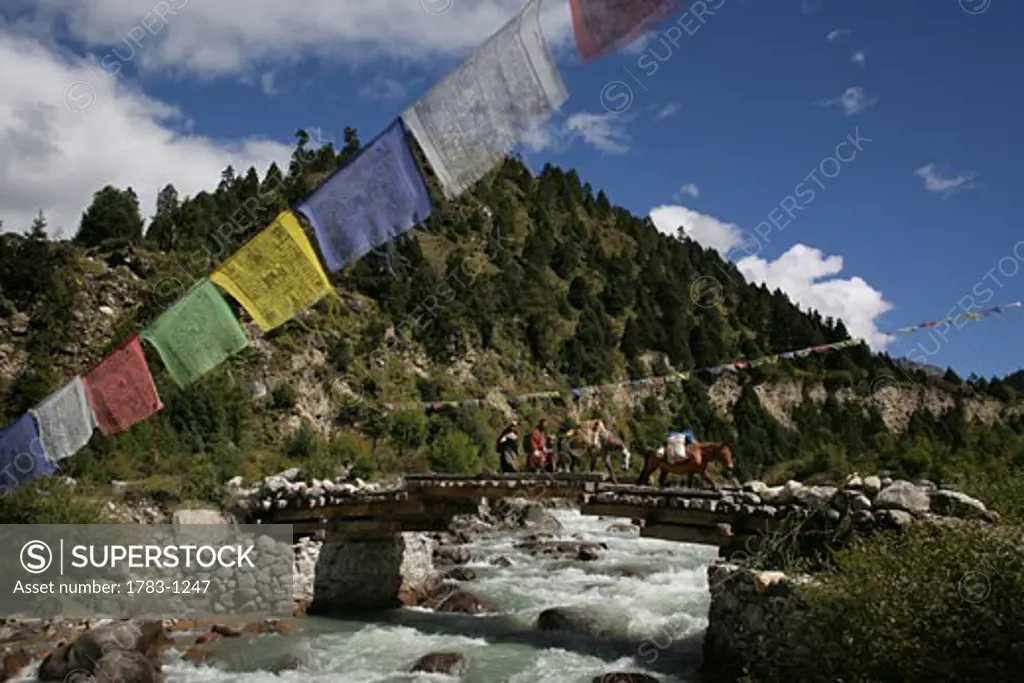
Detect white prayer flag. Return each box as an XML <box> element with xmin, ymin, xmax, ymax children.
<box><xmin>401</xmin><ymin>0</ymin><xmax>568</xmax><ymax>199</ymax></box>
<box><xmin>31</xmin><ymin>376</ymin><xmax>96</xmax><ymax>460</ymax></box>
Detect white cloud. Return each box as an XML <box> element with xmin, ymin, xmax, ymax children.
<box><xmin>522</xmin><ymin>111</ymin><xmax>631</xmax><ymax>155</ymax></box>
<box><xmin>10</xmin><ymin>0</ymin><xmax>575</xmax><ymax>80</ymax></box>
<box><xmin>818</xmin><ymin>86</ymin><xmax>878</xmax><ymax>116</ymax></box>
<box><xmin>826</xmin><ymin>28</ymin><xmax>850</xmax><ymax>41</ymax></box>
<box><xmin>649</xmin><ymin>205</ymin><xmax>741</xmax><ymax>254</ymax></box>
<box><xmin>652</xmin><ymin>103</ymin><xmax>680</xmax><ymax>119</ymax></box>
<box><xmin>649</xmin><ymin>204</ymin><xmax>893</xmax><ymax>349</ymax></box>
<box><xmin>914</xmin><ymin>162</ymin><xmax>979</xmax><ymax>196</ymax></box>
<box><xmin>851</xmin><ymin>49</ymin><xmax>867</xmax><ymax>65</ymax></box>
<box><xmin>565</xmin><ymin>113</ymin><xmax>630</xmax><ymax>153</ymax></box>
<box><xmin>675</xmin><ymin>183</ymin><xmax>700</xmax><ymax>199</ymax></box>
<box><xmin>0</xmin><ymin>29</ymin><xmax>292</xmax><ymax>236</ymax></box>
<box><xmin>358</xmin><ymin>76</ymin><xmax>407</xmax><ymax>102</ymax></box>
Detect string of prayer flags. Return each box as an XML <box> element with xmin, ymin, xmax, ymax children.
<box><xmin>401</xmin><ymin>0</ymin><xmax>568</xmax><ymax>199</ymax></box>
<box><xmin>30</xmin><ymin>376</ymin><xmax>96</xmax><ymax>461</ymax></box>
<box><xmin>571</xmin><ymin>0</ymin><xmax>684</xmax><ymax>61</ymax></box>
<box><xmin>382</xmin><ymin>338</ymin><xmax>868</xmax><ymax>411</ymax></box>
<box><xmin>298</xmin><ymin>119</ymin><xmax>433</xmax><ymax>272</ymax></box>
<box><xmin>0</xmin><ymin>413</ymin><xmax>58</xmax><ymax>493</ymax></box>
<box><xmin>210</xmin><ymin>210</ymin><xmax>333</xmax><ymax>332</ymax></box>
<box><xmin>83</xmin><ymin>335</ymin><xmax>164</xmax><ymax>436</ymax></box>
<box><xmin>140</xmin><ymin>279</ymin><xmax>249</xmax><ymax>388</ymax></box>
<box><xmin>882</xmin><ymin>300</ymin><xmax>1023</xmax><ymax>336</ymax></box>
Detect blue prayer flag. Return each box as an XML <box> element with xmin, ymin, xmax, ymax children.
<box><xmin>0</xmin><ymin>413</ymin><xmax>57</xmax><ymax>494</ymax></box>
<box><xmin>297</xmin><ymin>119</ymin><xmax>432</xmax><ymax>272</ymax></box>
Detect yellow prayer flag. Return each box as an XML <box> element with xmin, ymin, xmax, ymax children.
<box><xmin>210</xmin><ymin>210</ymin><xmax>333</xmax><ymax>332</ymax></box>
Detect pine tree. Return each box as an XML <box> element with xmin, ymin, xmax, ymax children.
<box><xmin>75</xmin><ymin>186</ymin><xmax>144</xmax><ymax>247</ymax></box>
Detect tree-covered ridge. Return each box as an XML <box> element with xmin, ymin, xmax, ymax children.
<box><xmin>1</xmin><ymin>130</ymin><xmax>1022</xmax><ymax>522</ymax></box>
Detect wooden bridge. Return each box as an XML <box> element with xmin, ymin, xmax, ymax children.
<box><xmin>251</xmin><ymin>473</ymin><xmax>815</xmax><ymax>555</ymax></box>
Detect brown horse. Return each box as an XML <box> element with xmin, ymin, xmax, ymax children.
<box><xmin>637</xmin><ymin>441</ymin><xmax>735</xmax><ymax>489</ymax></box>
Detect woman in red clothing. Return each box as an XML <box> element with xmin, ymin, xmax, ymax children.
<box><xmin>528</xmin><ymin>418</ymin><xmax>549</xmax><ymax>472</ymax></box>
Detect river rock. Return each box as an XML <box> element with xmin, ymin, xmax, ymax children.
<box><xmin>489</xmin><ymin>498</ymin><xmax>562</xmax><ymax>532</ymax></box>
<box><xmin>1</xmin><ymin>649</ymin><xmax>31</xmax><ymax>683</ymax></box>
<box><xmin>874</xmin><ymin>480</ymin><xmax>930</xmax><ymax>514</ymax></box>
<box><xmin>438</xmin><ymin>566</ymin><xmax>476</xmax><ymax>581</ymax></box>
<box><xmin>515</xmin><ymin>540</ymin><xmax>607</xmax><ymax>559</ymax></box>
<box><xmin>410</xmin><ymin>651</ymin><xmax>468</xmax><ymax>676</ymax></box>
<box><xmin>39</xmin><ymin>621</ymin><xmax>170</xmax><ymax>682</ymax></box>
<box><xmin>592</xmin><ymin>674</ymin><xmax>660</xmax><ymax>683</ymax></box>
<box><xmin>76</xmin><ymin>650</ymin><xmax>160</xmax><ymax>683</ymax></box>
<box><xmin>929</xmin><ymin>489</ymin><xmax>988</xmax><ymax>519</ymax></box>
<box><xmin>536</xmin><ymin>607</ymin><xmax>610</xmax><ymax>639</ymax></box>
<box><xmin>435</xmin><ymin>590</ymin><xmax>487</xmax><ymax>615</ymax></box>
<box><xmin>435</xmin><ymin>545</ymin><xmax>472</xmax><ymax>565</ymax></box>
<box><xmin>490</xmin><ymin>555</ymin><xmax>513</xmax><ymax>567</ymax></box>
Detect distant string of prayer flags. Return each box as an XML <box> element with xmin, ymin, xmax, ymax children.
<box><xmin>380</xmin><ymin>300</ymin><xmax>1024</xmax><ymax>412</ymax></box>
<box><xmin>82</xmin><ymin>335</ymin><xmax>164</xmax><ymax>436</ymax></box>
<box><xmin>571</xmin><ymin>0</ymin><xmax>684</xmax><ymax>61</ymax></box>
<box><xmin>400</xmin><ymin>0</ymin><xmax>568</xmax><ymax>198</ymax></box>
<box><xmin>381</xmin><ymin>338</ymin><xmax>865</xmax><ymax>411</ymax></box>
<box><xmin>882</xmin><ymin>300</ymin><xmax>1023</xmax><ymax>335</ymax></box>
<box><xmin>0</xmin><ymin>413</ymin><xmax>58</xmax><ymax>493</ymax></box>
<box><xmin>140</xmin><ymin>280</ymin><xmax>249</xmax><ymax>388</ymax></box>
<box><xmin>210</xmin><ymin>210</ymin><xmax>333</xmax><ymax>332</ymax></box>
<box><xmin>30</xmin><ymin>377</ymin><xmax>95</xmax><ymax>461</ymax></box>
<box><xmin>298</xmin><ymin>119</ymin><xmax>433</xmax><ymax>272</ymax></box>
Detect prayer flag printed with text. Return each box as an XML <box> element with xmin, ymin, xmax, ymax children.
<box><xmin>30</xmin><ymin>376</ymin><xmax>96</xmax><ymax>461</ymax></box>
<box><xmin>209</xmin><ymin>210</ymin><xmax>334</xmax><ymax>332</ymax></box>
<box><xmin>298</xmin><ymin>119</ymin><xmax>432</xmax><ymax>272</ymax></box>
<box><xmin>0</xmin><ymin>413</ymin><xmax>58</xmax><ymax>493</ymax></box>
<box><xmin>401</xmin><ymin>0</ymin><xmax>568</xmax><ymax>199</ymax></box>
<box><xmin>83</xmin><ymin>335</ymin><xmax>164</xmax><ymax>436</ymax></box>
<box><xmin>141</xmin><ymin>279</ymin><xmax>249</xmax><ymax>387</ymax></box>
<box><xmin>571</xmin><ymin>0</ymin><xmax>683</xmax><ymax>61</ymax></box>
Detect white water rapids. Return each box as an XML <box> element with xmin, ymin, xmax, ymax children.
<box><xmin>23</xmin><ymin>510</ymin><xmax>719</xmax><ymax>682</ymax></box>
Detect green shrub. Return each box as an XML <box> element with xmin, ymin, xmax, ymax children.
<box><xmin>764</xmin><ymin>521</ymin><xmax>1024</xmax><ymax>683</ymax></box>
<box><xmin>426</xmin><ymin>430</ymin><xmax>481</xmax><ymax>473</ymax></box>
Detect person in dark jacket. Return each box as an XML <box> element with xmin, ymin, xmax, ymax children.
<box><xmin>497</xmin><ymin>420</ymin><xmax>520</xmax><ymax>473</ymax></box>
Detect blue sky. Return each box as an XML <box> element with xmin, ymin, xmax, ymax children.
<box><xmin>1</xmin><ymin>0</ymin><xmax>1021</xmax><ymax>379</ymax></box>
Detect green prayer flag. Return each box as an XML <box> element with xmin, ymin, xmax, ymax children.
<box><xmin>141</xmin><ymin>279</ymin><xmax>249</xmax><ymax>387</ymax></box>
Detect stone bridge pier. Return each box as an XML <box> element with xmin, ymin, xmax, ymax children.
<box><xmin>301</xmin><ymin>531</ymin><xmax>436</xmax><ymax>615</ymax></box>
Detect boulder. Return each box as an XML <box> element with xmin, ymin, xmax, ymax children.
<box><xmin>592</xmin><ymin>674</ymin><xmax>660</xmax><ymax>683</ymax></box>
<box><xmin>536</xmin><ymin>607</ymin><xmax>610</xmax><ymax>639</ymax></box>
<box><xmin>874</xmin><ymin>480</ymin><xmax>930</xmax><ymax>514</ymax></box>
<box><xmin>434</xmin><ymin>545</ymin><xmax>472</xmax><ymax>565</ymax></box>
<box><xmin>438</xmin><ymin>566</ymin><xmax>476</xmax><ymax>582</ymax></box>
<box><xmin>862</xmin><ymin>476</ymin><xmax>883</xmax><ymax>496</ymax></box>
<box><xmin>75</xmin><ymin>650</ymin><xmax>161</xmax><ymax>683</ymax></box>
<box><xmin>929</xmin><ymin>490</ymin><xmax>988</xmax><ymax>520</ymax></box>
<box><xmin>874</xmin><ymin>509</ymin><xmax>914</xmax><ymax>530</ymax></box>
<box><xmin>38</xmin><ymin>621</ymin><xmax>170</xmax><ymax>682</ymax></box>
<box><xmin>410</xmin><ymin>651</ymin><xmax>468</xmax><ymax>676</ymax></box>
<box><xmin>515</xmin><ymin>540</ymin><xmax>607</xmax><ymax>559</ymax></box>
<box><xmin>1</xmin><ymin>649</ymin><xmax>31</xmax><ymax>683</ymax></box>
<box><xmin>435</xmin><ymin>590</ymin><xmax>488</xmax><ymax>615</ymax></box>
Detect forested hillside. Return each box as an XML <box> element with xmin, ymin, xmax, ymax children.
<box><xmin>2</xmin><ymin>129</ymin><xmax>1023</xmax><ymax>522</ymax></box>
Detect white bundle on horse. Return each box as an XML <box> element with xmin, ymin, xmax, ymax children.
<box><xmin>662</xmin><ymin>434</ymin><xmax>689</xmax><ymax>463</ymax></box>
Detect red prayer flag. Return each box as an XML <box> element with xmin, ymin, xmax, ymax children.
<box><xmin>571</xmin><ymin>0</ymin><xmax>684</xmax><ymax>62</ymax></box>
<box><xmin>83</xmin><ymin>335</ymin><xmax>164</xmax><ymax>435</ymax></box>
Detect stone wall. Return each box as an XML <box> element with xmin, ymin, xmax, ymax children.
<box><xmin>702</xmin><ymin>561</ymin><xmax>813</xmax><ymax>682</ymax></box>
<box><xmin>304</xmin><ymin>532</ymin><xmax>434</xmax><ymax>615</ymax></box>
